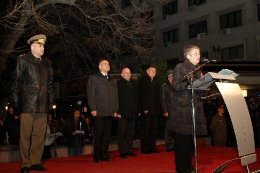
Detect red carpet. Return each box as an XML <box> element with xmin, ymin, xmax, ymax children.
<box><xmin>1</xmin><ymin>145</ymin><xmax>260</xmax><ymax>173</ymax></box>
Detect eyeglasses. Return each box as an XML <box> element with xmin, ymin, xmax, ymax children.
<box><xmin>190</xmin><ymin>53</ymin><xmax>201</xmax><ymax>56</ymax></box>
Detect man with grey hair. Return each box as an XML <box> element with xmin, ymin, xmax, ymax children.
<box><xmin>138</xmin><ymin>66</ymin><xmax>161</xmax><ymax>154</ymax></box>
<box><xmin>10</xmin><ymin>34</ymin><xmax>54</xmax><ymax>173</ymax></box>
<box><xmin>87</xmin><ymin>60</ymin><xmax>119</xmax><ymax>163</ymax></box>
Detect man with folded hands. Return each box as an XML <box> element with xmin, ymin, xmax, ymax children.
<box><xmin>116</xmin><ymin>68</ymin><xmax>139</xmax><ymax>158</ymax></box>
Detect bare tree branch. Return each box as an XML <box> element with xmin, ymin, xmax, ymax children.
<box><xmin>0</xmin><ymin>0</ymin><xmax>168</xmax><ymax>81</ymax></box>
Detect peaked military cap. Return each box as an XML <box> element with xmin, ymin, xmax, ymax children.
<box><xmin>166</xmin><ymin>69</ymin><xmax>173</xmax><ymax>77</ymax></box>
<box><xmin>27</xmin><ymin>34</ymin><xmax>47</xmax><ymax>45</ymax></box>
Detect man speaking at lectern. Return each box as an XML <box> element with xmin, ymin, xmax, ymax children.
<box><xmin>170</xmin><ymin>45</ymin><xmax>207</xmax><ymax>173</ymax></box>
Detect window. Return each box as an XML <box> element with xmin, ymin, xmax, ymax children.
<box><xmin>222</xmin><ymin>45</ymin><xmax>244</xmax><ymax>61</ymax></box>
<box><xmin>258</xmin><ymin>4</ymin><xmax>260</xmax><ymax>21</ymax></box>
<box><xmin>163</xmin><ymin>0</ymin><xmax>178</xmax><ymax>16</ymax></box>
<box><xmin>122</xmin><ymin>0</ymin><xmax>131</xmax><ymax>9</ymax></box>
<box><xmin>220</xmin><ymin>10</ymin><xmax>242</xmax><ymax>30</ymax></box>
<box><xmin>188</xmin><ymin>0</ymin><xmax>206</xmax><ymax>6</ymax></box>
<box><xmin>163</xmin><ymin>29</ymin><xmax>179</xmax><ymax>43</ymax></box>
<box><xmin>166</xmin><ymin>58</ymin><xmax>179</xmax><ymax>69</ymax></box>
<box><xmin>189</xmin><ymin>20</ymin><xmax>207</xmax><ymax>38</ymax></box>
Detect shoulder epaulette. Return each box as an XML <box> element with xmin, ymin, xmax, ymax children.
<box><xmin>45</xmin><ymin>57</ymin><xmax>52</xmax><ymax>64</ymax></box>
<box><xmin>18</xmin><ymin>54</ymin><xmax>26</xmax><ymax>58</ymax></box>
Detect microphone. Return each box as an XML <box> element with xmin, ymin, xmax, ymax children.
<box><xmin>200</xmin><ymin>57</ymin><xmax>218</xmax><ymax>63</ymax></box>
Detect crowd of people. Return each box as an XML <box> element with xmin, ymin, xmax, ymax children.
<box><xmin>0</xmin><ymin>34</ymin><xmax>259</xmax><ymax>173</ymax></box>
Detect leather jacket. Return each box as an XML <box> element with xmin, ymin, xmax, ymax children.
<box><xmin>10</xmin><ymin>51</ymin><xmax>54</xmax><ymax>113</ymax></box>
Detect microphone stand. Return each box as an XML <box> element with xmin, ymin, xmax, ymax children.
<box><xmin>186</xmin><ymin>74</ymin><xmax>199</xmax><ymax>173</ymax></box>
<box><xmin>53</xmin><ymin>126</ymin><xmax>57</xmax><ymax>158</ymax></box>
<box><xmin>183</xmin><ymin>60</ymin><xmax>210</xmax><ymax>173</ymax></box>
<box><xmin>183</xmin><ymin>60</ymin><xmax>210</xmax><ymax>79</ymax></box>
<box><xmin>79</xmin><ymin>122</ymin><xmax>82</xmax><ymax>147</ymax></box>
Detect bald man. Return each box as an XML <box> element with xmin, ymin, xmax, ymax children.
<box><xmin>117</xmin><ymin>68</ymin><xmax>139</xmax><ymax>158</ymax></box>
<box><xmin>87</xmin><ymin>60</ymin><xmax>119</xmax><ymax>163</ymax></box>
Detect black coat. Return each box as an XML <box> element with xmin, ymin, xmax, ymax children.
<box><xmin>87</xmin><ymin>72</ymin><xmax>119</xmax><ymax>117</ymax></box>
<box><xmin>117</xmin><ymin>78</ymin><xmax>139</xmax><ymax>118</ymax></box>
<box><xmin>138</xmin><ymin>75</ymin><xmax>161</xmax><ymax>115</ymax></box>
<box><xmin>10</xmin><ymin>52</ymin><xmax>54</xmax><ymax>113</ymax></box>
<box><xmin>62</xmin><ymin>116</ymin><xmax>88</xmax><ymax>147</ymax></box>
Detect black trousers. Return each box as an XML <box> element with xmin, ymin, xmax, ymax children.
<box><xmin>174</xmin><ymin>132</ymin><xmax>195</xmax><ymax>172</ymax></box>
<box><xmin>117</xmin><ymin>118</ymin><xmax>136</xmax><ymax>154</ymax></box>
<box><xmin>141</xmin><ymin>114</ymin><xmax>158</xmax><ymax>152</ymax></box>
<box><xmin>93</xmin><ymin>116</ymin><xmax>112</xmax><ymax>159</ymax></box>
<box><xmin>42</xmin><ymin>146</ymin><xmax>51</xmax><ymax>159</ymax></box>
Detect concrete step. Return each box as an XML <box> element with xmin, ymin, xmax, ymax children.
<box><xmin>0</xmin><ymin>137</ymin><xmax>211</xmax><ymax>163</ymax></box>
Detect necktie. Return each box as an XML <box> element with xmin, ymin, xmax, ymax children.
<box><xmin>104</xmin><ymin>75</ymin><xmax>108</xmax><ymax>80</ymax></box>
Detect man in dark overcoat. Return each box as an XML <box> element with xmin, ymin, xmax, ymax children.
<box><xmin>87</xmin><ymin>60</ymin><xmax>119</xmax><ymax>163</ymax></box>
<box><xmin>138</xmin><ymin>66</ymin><xmax>161</xmax><ymax>154</ymax></box>
<box><xmin>117</xmin><ymin>68</ymin><xmax>139</xmax><ymax>158</ymax></box>
<box><xmin>160</xmin><ymin>70</ymin><xmax>174</xmax><ymax>152</ymax></box>
<box><xmin>170</xmin><ymin>45</ymin><xmax>207</xmax><ymax>173</ymax></box>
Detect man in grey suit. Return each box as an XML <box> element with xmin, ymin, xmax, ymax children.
<box><xmin>87</xmin><ymin>60</ymin><xmax>119</xmax><ymax>163</ymax></box>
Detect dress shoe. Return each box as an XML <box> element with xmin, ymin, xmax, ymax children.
<box><xmin>126</xmin><ymin>152</ymin><xmax>138</xmax><ymax>156</ymax></box>
<box><xmin>120</xmin><ymin>154</ymin><xmax>129</xmax><ymax>158</ymax></box>
<box><xmin>21</xmin><ymin>167</ymin><xmax>29</xmax><ymax>173</ymax></box>
<box><xmin>101</xmin><ymin>156</ymin><xmax>114</xmax><ymax>161</ymax></box>
<box><xmin>30</xmin><ymin>164</ymin><xmax>47</xmax><ymax>171</ymax></box>
<box><xmin>94</xmin><ymin>158</ymin><xmax>102</xmax><ymax>163</ymax></box>
<box><xmin>151</xmin><ymin>149</ymin><xmax>160</xmax><ymax>153</ymax></box>
<box><xmin>141</xmin><ymin>151</ymin><xmax>151</xmax><ymax>154</ymax></box>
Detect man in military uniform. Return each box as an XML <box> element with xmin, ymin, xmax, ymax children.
<box><xmin>210</xmin><ymin>104</ymin><xmax>227</xmax><ymax>146</ymax></box>
<box><xmin>160</xmin><ymin>70</ymin><xmax>174</xmax><ymax>152</ymax></box>
<box><xmin>10</xmin><ymin>34</ymin><xmax>54</xmax><ymax>173</ymax></box>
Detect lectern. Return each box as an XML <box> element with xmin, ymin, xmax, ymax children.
<box><xmin>192</xmin><ymin>71</ymin><xmax>257</xmax><ymax>173</ymax></box>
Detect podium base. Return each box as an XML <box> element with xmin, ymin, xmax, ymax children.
<box><xmin>212</xmin><ymin>157</ymin><xmax>260</xmax><ymax>173</ymax></box>
<box><xmin>212</xmin><ymin>157</ymin><xmax>240</xmax><ymax>173</ymax></box>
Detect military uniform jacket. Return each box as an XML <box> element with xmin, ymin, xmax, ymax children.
<box><xmin>170</xmin><ymin>59</ymin><xmax>207</xmax><ymax>135</ymax></box>
<box><xmin>10</xmin><ymin>52</ymin><xmax>54</xmax><ymax>113</ymax></box>
<box><xmin>87</xmin><ymin>72</ymin><xmax>119</xmax><ymax>117</ymax></box>
<box><xmin>138</xmin><ymin>75</ymin><xmax>161</xmax><ymax>115</ymax></box>
<box><xmin>210</xmin><ymin>114</ymin><xmax>227</xmax><ymax>143</ymax></box>
<box><xmin>117</xmin><ymin>77</ymin><xmax>139</xmax><ymax>118</ymax></box>
<box><xmin>160</xmin><ymin>81</ymin><xmax>174</xmax><ymax>114</ymax></box>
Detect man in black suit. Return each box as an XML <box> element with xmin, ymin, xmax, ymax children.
<box><xmin>138</xmin><ymin>66</ymin><xmax>161</xmax><ymax>154</ymax></box>
<box><xmin>117</xmin><ymin>68</ymin><xmax>139</xmax><ymax>158</ymax></box>
<box><xmin>87</xmin><ymin>60</ymin><xmax>119</xmax><ymax>163</ymax></box>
